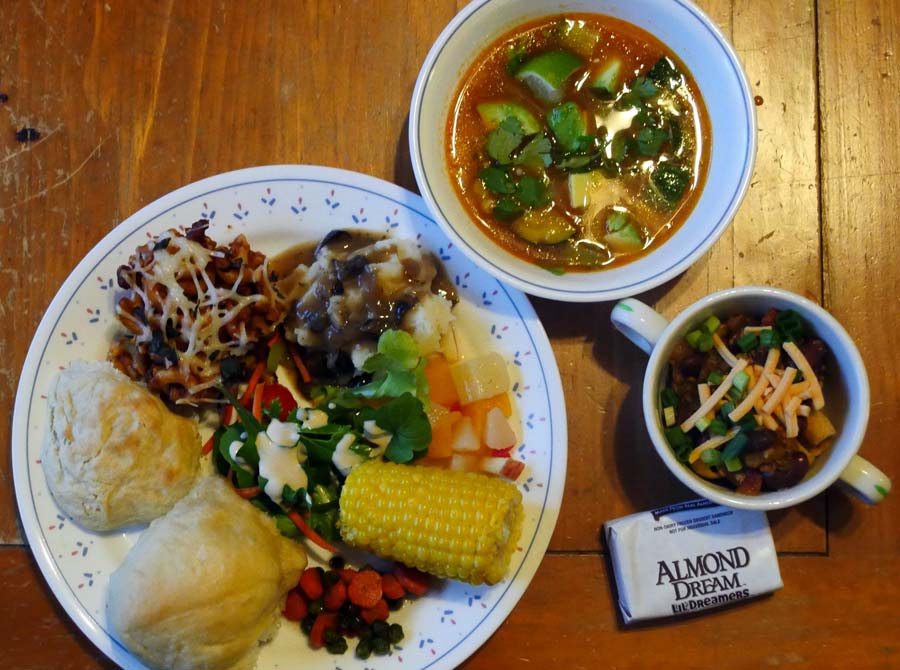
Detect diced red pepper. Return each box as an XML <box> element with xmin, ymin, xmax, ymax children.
<box><xmin>298</xmin><ymin>567</ymin><xmax>324</xmax><ymax>601</ymax></box>
<box><xmin>323</xmin><ymin>578</ymin><xmax>347</xmax><ymax>611</ymax></box>
<box><xmin>309</xmin><ymin>612</ymin><xmax>338</xmax><ymax>649</ymax></box>
<box><xmin>283</xmin><ymin>589</ymin><xmax>308</xmax><ymax>621</ymax></box>
<box><xmin>260</xmin><ymin>383</ymin><xmax>297</xmax><ymax>421</ymax></box>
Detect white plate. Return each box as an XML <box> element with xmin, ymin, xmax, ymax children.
<box><xmin>12</xmin><ymin>165</ymin><xmax>567</xmax><ymax>670</ymax></box>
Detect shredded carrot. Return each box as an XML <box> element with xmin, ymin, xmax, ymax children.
<box><xmin>252</xmin><ymin>383</ymin><xmax>265</xmax><ymax>421</ymax></box>
<box><xmin>234</xmin><ymin>486</ymin><xmax>260</xmax><ymax>499</ymax></box>
<box><xmin>240</xmin><ymin>361</ymin><xmax>266</xmax><ymax>405</ymax></box>
<box><xmin>287</xmin><ymin>510</ymin><xmax>338</xmax><ymax>553</ymax></box>
<box><xmin>290</xmin><ymin>346</ymin><xmax>312</xmax><ymax>384</ymax></box>
<box><xmin>348</xmin><ymin>569</ymin><xmax>383</xmax><ymax>609</ymax></box>
<box><xmin>223</xmin><ymin>404</ymin><xmax>234</xmax><ymax>425</ymax></box>
<box><xmin>267</xmin><ymin>331</ymin><xmax>281</xmax><ymax>347</ymax></box>
<box><xmin>201</xmin><ymin>433</ymin><xmax>216</xmax><ymax>456</ymax></box>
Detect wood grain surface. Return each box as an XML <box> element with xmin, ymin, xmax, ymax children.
<box><xmin>0</xmin><ymin>0</ymin><xmax>897</xmax><ymax>668</ymax></box>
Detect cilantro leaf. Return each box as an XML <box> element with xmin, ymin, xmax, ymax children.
<box><xmin>652</xmin><ymin>162</ymin><xmax>691</xmax><ymax>202</ymax></box>
<box><xmin>480</xmin><ymin>166</ymin><xmax>515</xmax><ymax>195</ymax></box>
<box><xmin>513</xmin><ymin>134</ymin><xmax>552</xmax><ymax>168</ymax></box>
<box><xmin>355</xmin><ymin>329</ymin><xmax>428</xmax><ymax>401</ymax></box>
<box><xmin>516</xmin><ymin>176</ymin><xmax>550</xmax><ymax>208</ymax></box>
<box><xmin>485</xmin><ymin>116</ymin><xmax>524</xmax><ymax>164</ymax></box>
<box><xmin>648</xmin><ymin>57</ymin><xmax>681</xmax><ymax>90</ymax></box>
<box><xmin>493</xmin><ymin>196</ymin><xmax>523</xmax><ymax>221</ymax></box>
<box><xmin>637</xmin><ymin>126</ymin><xmax>668</xmax><ymax>156</ymax></box>
<box><xmin>631</xmin><ymin>76</ymin><xmax>658</xmax><ymax>99</ymax></box>
<box><xmin>375</xmin><ymin>393</ymin><xmax>432</xmax><ymax>463</ymax></box>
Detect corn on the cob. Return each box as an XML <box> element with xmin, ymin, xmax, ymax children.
<box><xmin>339</xmin><ymin>460</ymin><xmax>523</xmax><ymax>585</ymax></box>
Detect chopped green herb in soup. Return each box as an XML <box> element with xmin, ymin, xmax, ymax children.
<box><xmin>446</xmin><ymin>15</ymin><xmax>711</xmax><ymax>271</ymax></box>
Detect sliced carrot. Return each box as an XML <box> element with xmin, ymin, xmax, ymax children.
<box><xmin>287</xmin><ymin>511</ymin><xmax>339</xmax><ymax>554</ymax></box>
<box><xmin>427</xmin><ymin>410</ymin><xmax>462</xmax><ymax>459</ymax></box>
<box><xmin>309</xmin><ymin>612</ymin><xmax>338</xmax><ymax>649</ymax></box>
<box><xmin>393</xmin><ymin>564</ymin><xmax>430</xmax><ymax>596</ymax></box>
<box><xmin>290</xmin><ymin>345</ymin><xmax>312</xmax><ymax>384</ymax></box>
<box><xmin>201</xmin><ymin>432</ymin><xmax>216</xmax><ymax>456</ymax></box>
<box><xmin>252</xmin><ymin>383</ymin><xmax>265</xmax><ymax>421</ymax></box>
<box><xmin>360</xmin><ymin>598</ymin><xmax>390</xmax><ymax>624</ymax></box>
<box><xmin>223</xmin><ymin>404</ymin><xmax>234</xmax><ymax>426</ymax></box>
<box><xmin>380</xmin><ymin>573</ymin><xmax>406</xmax><ymax>600</ymax></box>
<box><xmin>283</xmin><ymin>589</ymin><xmax>308</xmax><ymax>621</ymax></box>
<box><xmin>298</xmin><ymin>567</ymin><xmax>324</xmax><ymax>601</ymax></box>
<box><xmin>323</xmin><ymin>579</ymin><xmax>347</xmax><ymax>611</ymax></box>
<box><xmin>347</xmin><ymin>569</ymin><xmax>383</xmax><ymax>609</ymax></box>
<box><xmin>424</xmin><ymin>353</ymin><xmax>460</xmax><ymax>407</ymax></box>
<box><xmin>234</xmin><ymin>486</ymin><xmax>260</xmax><ymax>499</ymax></box>
<box><xmin>240</xmin><ymin>361</ymin><xmax>266</xmax><ymax>405</ymax></box>
<box><xmin>460</xmin><ymin>393</ymin><xmax>512</xmax><ymax>443</ymax></box>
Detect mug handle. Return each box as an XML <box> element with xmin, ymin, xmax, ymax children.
<box><xmin>610</xmin><ymin>299</ymin><xmax>670</xmax><ymax>355</ymax></box>
<box><xmin>839</xmin><ymin>455</ymin><xmax>891</xmax><ymax>504</ymax></box>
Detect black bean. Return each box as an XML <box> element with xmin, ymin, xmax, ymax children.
<box><xmin>0</xmin><ymin>93</ymin><xmax>8</xmax><ymax>103</ymax></box>
<box><xmin>745</xmin><ymin>428</ymin><xmax>777</xmax><ymax>453</ymax></box>
<box><xmin>762</xmin><ymin>451</ymin><xmax>810</xmax><ymax>490</ymax></box>
<box><xmin>329</xmin><ymin>556</ymin><xmax>346</xmax><ymax>570</ymax></box>
<box><xmin>185</xmin><ymin>219</ymin><xmax>210</xmax><ymax>241</ymax></box>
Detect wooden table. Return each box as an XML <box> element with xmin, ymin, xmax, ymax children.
<box><xmin>1</xmin><ymin>1</ymin><xmax>897</xmax><ymax>668</ymax></box>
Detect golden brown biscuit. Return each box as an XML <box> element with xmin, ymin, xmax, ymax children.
<box><xmin>42</xmin><ymin>360</ymin><xmax>200</xmax><ymax>530</ymax></box>
<box><xmin>107</xmin><ymin>476</ymin><xmax>308</xmax><ymax>670</ymax></box>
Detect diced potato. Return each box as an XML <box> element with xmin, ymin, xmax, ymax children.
<box><xmin>450</xmin><ymin>353</ymin><xmax>511</xmax><ymax>404</ymax></box>
<box><xmin>450</xmin><ymin>453</ymin><xmax>479</xmax><ymax>472</ymax></box>
<box><xmin>803</xmin><ymin>410</ymin><xmax>837</xmax><ymax>446</ymax></box>
<box><xmin>484</xmin><ymin>407</ymin><xmax>516</xmax><ymax>450</ymax></box>
<box><xmin>450</xmin><ymin>416</ymin><xmax>480</xmax><ymax>452</ymax></box>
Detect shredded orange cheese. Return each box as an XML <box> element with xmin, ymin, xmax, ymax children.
<box><xmin>783</xmin><ymin>341</ymin><xmax>825</xmax><ymax>410</ymax></box>
<box><xmin>680</xmin><ymin>360</ymin><xmax>748</xmax><ymax>432</ymax></box>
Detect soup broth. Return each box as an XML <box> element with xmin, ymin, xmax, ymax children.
<box><xmin>446</xmin><ymin>15</ymin><xmax>711</xmax><ymax>271</ymax></box>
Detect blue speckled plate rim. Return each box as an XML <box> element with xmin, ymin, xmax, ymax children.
<box><xmin>11</xmin><ymin>165</ymin><xmax>568</xmax><ymax>670</ymax></box>
<box><xmin>409</xmin><ymin>0</ymin><xmax>757</xmax><ymax>302</ymax></box>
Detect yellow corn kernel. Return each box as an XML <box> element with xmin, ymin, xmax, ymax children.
<box><xmin>339</xmin><ymin>460</ymin><xmax>523</xmax><ymax>585</ymax></box>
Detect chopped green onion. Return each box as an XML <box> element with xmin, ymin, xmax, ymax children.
<box><xmin>722</xmin><ymin>432</ymin><xmax>749</xmax><ymax>460</ymax></box>
<box><xmin>719</xmin><ymin>402</ymin><xmax>736</xmax><ymax>420</ymax></box>
<box><xmin>737</xmin><ymin>332</ymin><xmax>759</xmax><ymax>352</ymax></box>
<box><xmin>775</xmin><ymin>309</ymin><xmax>805</xmax><ymax>342</ymax></box>
<box><xmin>708</xmin><ymin>418</ymin><xmax>728</xmax><ymax>436</ymax></box>
<box><xmin>759</xmin><ymin>329</ymin><xmax>782</xmax><ymax>349</ymax></box>
<box><xmin>665</xmin><ymin>426</ymin><xmax>694</xmax><ymax>463</ymax></box>
<box><xmin>702</xmin><ymin>315</ymin><xmax>721</xmax><ymax>334</ymax></box>
<box><xmin>737</xmin><ymin>414</ymin><xmax>759</xmax><ymax>433</ymax></box>
<box><xmin>685</xmin><ymin>330</ymin><xmax>703</xmax><ymax>349</ymax></box>
<box><xmin>660</xmin><ymin>388</ymin><xmax>680</xmax><ymax>408</ymax></box>
<box><xmin>724</xmin><ymin>456</ymin><xmax>744</xmax><ymax>472</ymax></box>
<box><xmin>701</xmin><ymin>449</ymin><xmax>723</xmax><ymax>466</ymax></box>
<box><xmin>728</xmin><ymin>386</ymin><xmax>744</xmax><ymax>402</ymax></box>
<box><xmin>696</xmin><ymin>416</ymin><xmax>711</xmax><ymax>432</ymax></box>
<box><xmin>706</xmin><ymin>370</ymin><xmax>724</xmax><ymax>385</ymax></box>
<box><xmin>732</xmin><ymin>370</ymin><xmax>750</xmax><ymax>393</ymax></box>
<box><xmin>696</xmin><ymin>332</ymin><xmax>714</xmax><ymax>353</ymax></box>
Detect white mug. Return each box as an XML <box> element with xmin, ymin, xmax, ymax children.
<box><xmin>611</xmin><ymin>286</ymin><xmax>891</xmax><ymax>510</ymax></box>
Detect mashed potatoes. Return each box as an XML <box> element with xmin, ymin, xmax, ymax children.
<box><xmin>286</xmin><ymin>231</ymin><xmax>456</xmax><ymax>375</ymax></box>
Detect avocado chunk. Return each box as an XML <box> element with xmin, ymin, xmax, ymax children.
<box><xmin>547</xmin><ymin>102</ymin><xmax>587</xmax><ymax>151</ymax></box>
<box><xmin>603</xmin><ymin>211</ymin><xmax>644</xmax><ymax>252</ymax></box>
<box><xmin>590</xmin><ymin>58</ymin><xmax>622</xmax><ymax>98</ymax></box>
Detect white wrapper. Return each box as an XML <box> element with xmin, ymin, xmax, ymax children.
<box><xmin>604</xmin><ymin>499</ymin><xmax>783</xmax><ymax>623</ymax></box>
